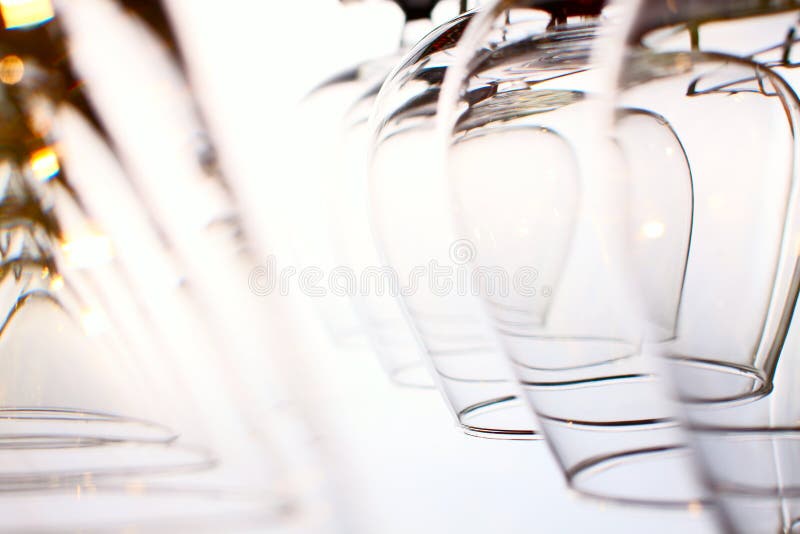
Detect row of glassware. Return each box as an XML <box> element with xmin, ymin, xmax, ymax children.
<box><xmin>297</xmin><ymin>1</ymin><xmax>800</xmax><ymax>532</ymax></box>
<box><xmin>0</xmin><ymin>0</ymin><xmax>349</xmax><ymax>531</ymax></box>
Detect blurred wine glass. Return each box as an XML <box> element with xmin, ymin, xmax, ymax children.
<box><xmin>293</xmin><ymin>0</ymin><xmax>469</xmax><ymax>387</ymax></box>
<box><xmin>367</xmin><ymin>7</ymin><xmax>542</xmax><ymax>435</ymax></box>
<box><xmin>0</xmin><ymin>10</ymin><xmax>298</xmax><ymax>532</ymax></box>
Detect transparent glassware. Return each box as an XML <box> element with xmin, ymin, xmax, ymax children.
<box><xmin>288</xmin><ymin>15</ymin><xmax>398</xmax><ymax>349</ymax></box>
<box><xmin>0</xmin><ymin>4</ymin><xmax>337</xmax><ymax>531</ymax></box>
<box><xmin>312</xmin><ymin>1</ymin><xmax>449</xmax><ymax>387</ymax></box>
<box><xmin>287</xmin><ymin>0</ymin><xmax>439</xmax><ymax>350</ymax></box>
<box><xmin>297</xmin><ymin>0</ymin><xmax>481</xmax><ymax>386</ymax></box>
<box><xmin>0</xmin><ymin>2</ymin><xmax>350</xmax><ymax>530</ymax></box>
<box><xmin>56</xmin><ymin>0</ymin><xmax>313</xmax><ymax>442</ymax></box>
<box><xmin>617</xmin><ymin>3</ymin><xmax>800</xmax><ymax>532</ymax></box>
<box><xmin>366</xmin><ymin>8</ymin><xmax>542</xmax><ymax>436</ymax></box>
<box><xmin>285</xmin><ymin>2</ymin><xmax>425</xmax><ymax>391</ymax></box>
<box><xmin>336</xmin><ymin>85</ymin><xmax>433</xmax><ymax>388</ymax></box>
<box><xmin>437</xmin><ymin>0</ymin><xmax>713</xmax><ymax>504</ymax></box>
<box><xmin>299</xmin><ymin>0</ymin><xmax>482</xmax><ymax>387</ymax></box>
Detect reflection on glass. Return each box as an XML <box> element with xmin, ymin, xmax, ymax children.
<box><xmin>0</xmin><ymin>0</ymin><xmax>54</xmax><ymax>30</ymax></box>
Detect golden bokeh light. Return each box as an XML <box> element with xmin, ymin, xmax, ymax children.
<box><xmin>0</xmin><ymin>0</ymin><xmax>54</xmax><ymax>29</ymax></box>
<box><xmin>48</xmin><ymin>274</ymin><xmax>63</xmax><ymax>291</ymax></box>
<box><xmin>687</xmin><ymin>500</ymin><xmax>703</xmax><ymax>517</ymax></box>
<box><xmin>0</xmin><ymin>54</ymin><xmax>23</xmax><ymax>85</ymax></box>
<box><xmin>30</xmin><ymin>146</ymin><xmax>59</xmax><ymax>181</ymax></box>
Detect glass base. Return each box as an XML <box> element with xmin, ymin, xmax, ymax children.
<box><xmin>0</xmin><ymin>408</ymin><xmax>212</xmax><ymax>490</ymax></box>
<box><xmin>694</xmin><ymin>428</ymin><xmax>800</xmax><ymax>498</ymax></box>
<box><xmin>459</xmin><ymin>395</ymin><xmax>541</xmax><ymax>440</ymax></box>
<box><xmin>568</xmin><ymin>444</ymin><xmax>708</xmax><ymax>507</ymax></box>
<box><xmin>666</xmin><ymin>356</ymin><xmax>768</xmax><ymax>404</ymax></box>
<box><xmin>388</xmin><ymin>361</ymin><xmax>435</xmax><ymax>389</ymax></box>
<box><xmin>0</xmin><ymin>442</ymin><xmax>214</xmax><ymax>490</ymax></box>
<box><xmin>0</xmin><ymin>408</ymin><xmax>177</xmax><ymax>444</ymax></box>
<box><xmin>0</xmin><ymin>485</ymin><xmax>290</xmax><ymax>532</ymax></box>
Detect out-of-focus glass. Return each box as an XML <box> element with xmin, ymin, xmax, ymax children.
<box><xmin>336</xmin><ymin>76</ymin><xmax>434</xmax><ymax>387</ymax></box>
<box><xmin>437</xmin><ymin>0</ymin><xmax>712</xmax><ymax>504</ymax></box>
<box><xmin>288</xmin><ymin>0</ymin><xmax>436</xmax><ymax>391</ymax></box>
<box><xmin>368</xmin><ymin>9</ymin><xmax>541</xmax><ymax>436</ymax></box>
<box><xmin>289</xmin><ymin>38</ymin><xmax>395</xmax><ymax>350</ymax></box>
<box><xmin>289</xmin><ymin>0</ymin><xmax>481</xmax><ymax>387</ymax></box>
<box><xmin>0</xmin><ymin>16</ymin><xmax>287</xmax><ymax>534</ymax></box>
<box><xmin>305</xmin><ymin>0</ymin><xmax>479</xmax><ymax>388</ymax></box>
<box><xmin>0</xmin><ymin>4</ymin><xmax>335</xmax><ymax>531</ymax></box>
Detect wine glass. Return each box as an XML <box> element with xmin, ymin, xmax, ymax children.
<box><xmin>296</xmin><ymin>0</ymin><xmax>483</xmax><ymax>387</ymax></box>
<box><xmin>618</xmin><ymin>3</ymin><xmax>800</xmax><ymax>532</ymax></box>
<box><xmin>366</xmin><ymin>7</ymin><xmax>543</xmax><ymax>436</ymax></box>
<box><xmin>286</xmin><ymin>2</ymin><xmax>402</xmax><ymax>349</ymax></box>
<box><xmin>322</xmin><ymin>0</ymin><xmax>490</xmax><ymax>388</ymax></box>
<box><xmin>286</xmin><ymin>0</ymin><xmax>440</xmax><ymax>388</ymax></box>
<box><xmin>0</xmin><ymin>4</ymin><xmax>336</xmax><ymax>530</ymax></box>
<box><xmin>437</xmin><ymin>0</ymin><xmax>713</xmax><ymax>505</ymax></box>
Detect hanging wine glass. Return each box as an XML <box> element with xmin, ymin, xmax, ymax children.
<box><xmin>617</xmin><ymin>3</ymin><xmax>800</xmax><ymax>532</ymax></box>
<box><xmin>437</xmin><ymin>0</ymin><xmax>714</xmax><ymax>505</ymax></box>
<box><xmin>56</xmin><ymin>0</ymin><xmax>341</xmax><ymax>474</ymax></box>
<box><xmin>285</xmin><ymin>0</ymin><xmax>405</xmax><ymax>350</ymax></box>
<box><xmin>366</xmin><ymin>7</ymin><xmax>544</xmax><ymax>434</ymax></box>
<box><xmin>289</xmin><ymin>0</ymin><xmax>482</xmax><ymax>387</ymax></box>
<box><xmin>317</xmin><ymin>0</ymin><xmax>472</xmax><ymax>388</ymax></box>
<box><xmin>0</xmin><ymin>7</ymin><xmax>305</xmax><ymax>530</ymax></box>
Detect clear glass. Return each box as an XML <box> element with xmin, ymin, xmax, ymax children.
<box><xmin>620</xmin><ymin>3</ymin><xmax>800</xmax><ymax>532</ymax></box>
<box><xmin>368</xmin><ymin>10</ymin><xmax>541</xmax><ymax>437</ymax></box>
<box><xmin>289</xmin><ymin>52</ymin><xmax>393</xmax><ymax>349</ymax></box>
<box><xmin>293</xmin><ymin>1</ymin><xmax>487</xmax><ymax>387</ymax></box>
<box><xmin>336</xmin><ymin>75</ymin><xmax>435</xmax><ymax>388</ymax></box>
<box><xmin>0</xmin><ymin>5</ymin><xmax>331</xmax><ymax>531</ymax></box>
<box><xmin>328</xmin><ymin>5</ymin><xmax>486</xmax><ymax>389</ymax></box>
<box><xmin>289</xmin><ymin>1</ymin><xmax>440</xmax><ymax>388</ymax></box>
<box><xmin>437</xmin><ymin>0</ymin><xmax>712</xmax><ymax>505</ymax></box>
<box><xmin>310</xmin><ymin>1</ymin><xmax>484</xmax><ymax>387</ymax></box>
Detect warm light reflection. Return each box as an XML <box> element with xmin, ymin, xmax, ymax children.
<box><xmin>30</xmin><ymin>146</ymin><xmax>59</xmax><ymax>181</ymax></box>
<box><xmin>0</xmin><ymin>54</ymin><xmax>23</xmax><ymax>84</ymax></box>
<box><xmin>640</xmin><ymin>220</ymin><xmax>665</xmax><ymax>240</ymax></box>
<box><xmin>0</xmin><ymin>0</ymin><xmax>53</xmax><ymax>29</ymax></box>
<box><xmin>80</xmin><ymin>307</ymin><xmax>109</xmax><ymax>336</ymax></box>
<box><xmin>48</xmin><ymin>274</ymin><xmax>63</xmax><ymax>291</ymax></box>
<box><xmin>27</xmin><ymin>97</ymin><xmax>53</xmax><ymax>136</ymax></box>
<box><xmin>61</xmin><ymin>233</ymin><xmax>113</xmax><ymax>268</ymax></box>
<box><xmin>688</xmin><ymin>500</ymin><xmax>703</xmax><ymax>517</ymax></box>
<box><xmin>125</xmin><ymin>481</ymin><xmax>146</xmax><ymax>496</ymax></box>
